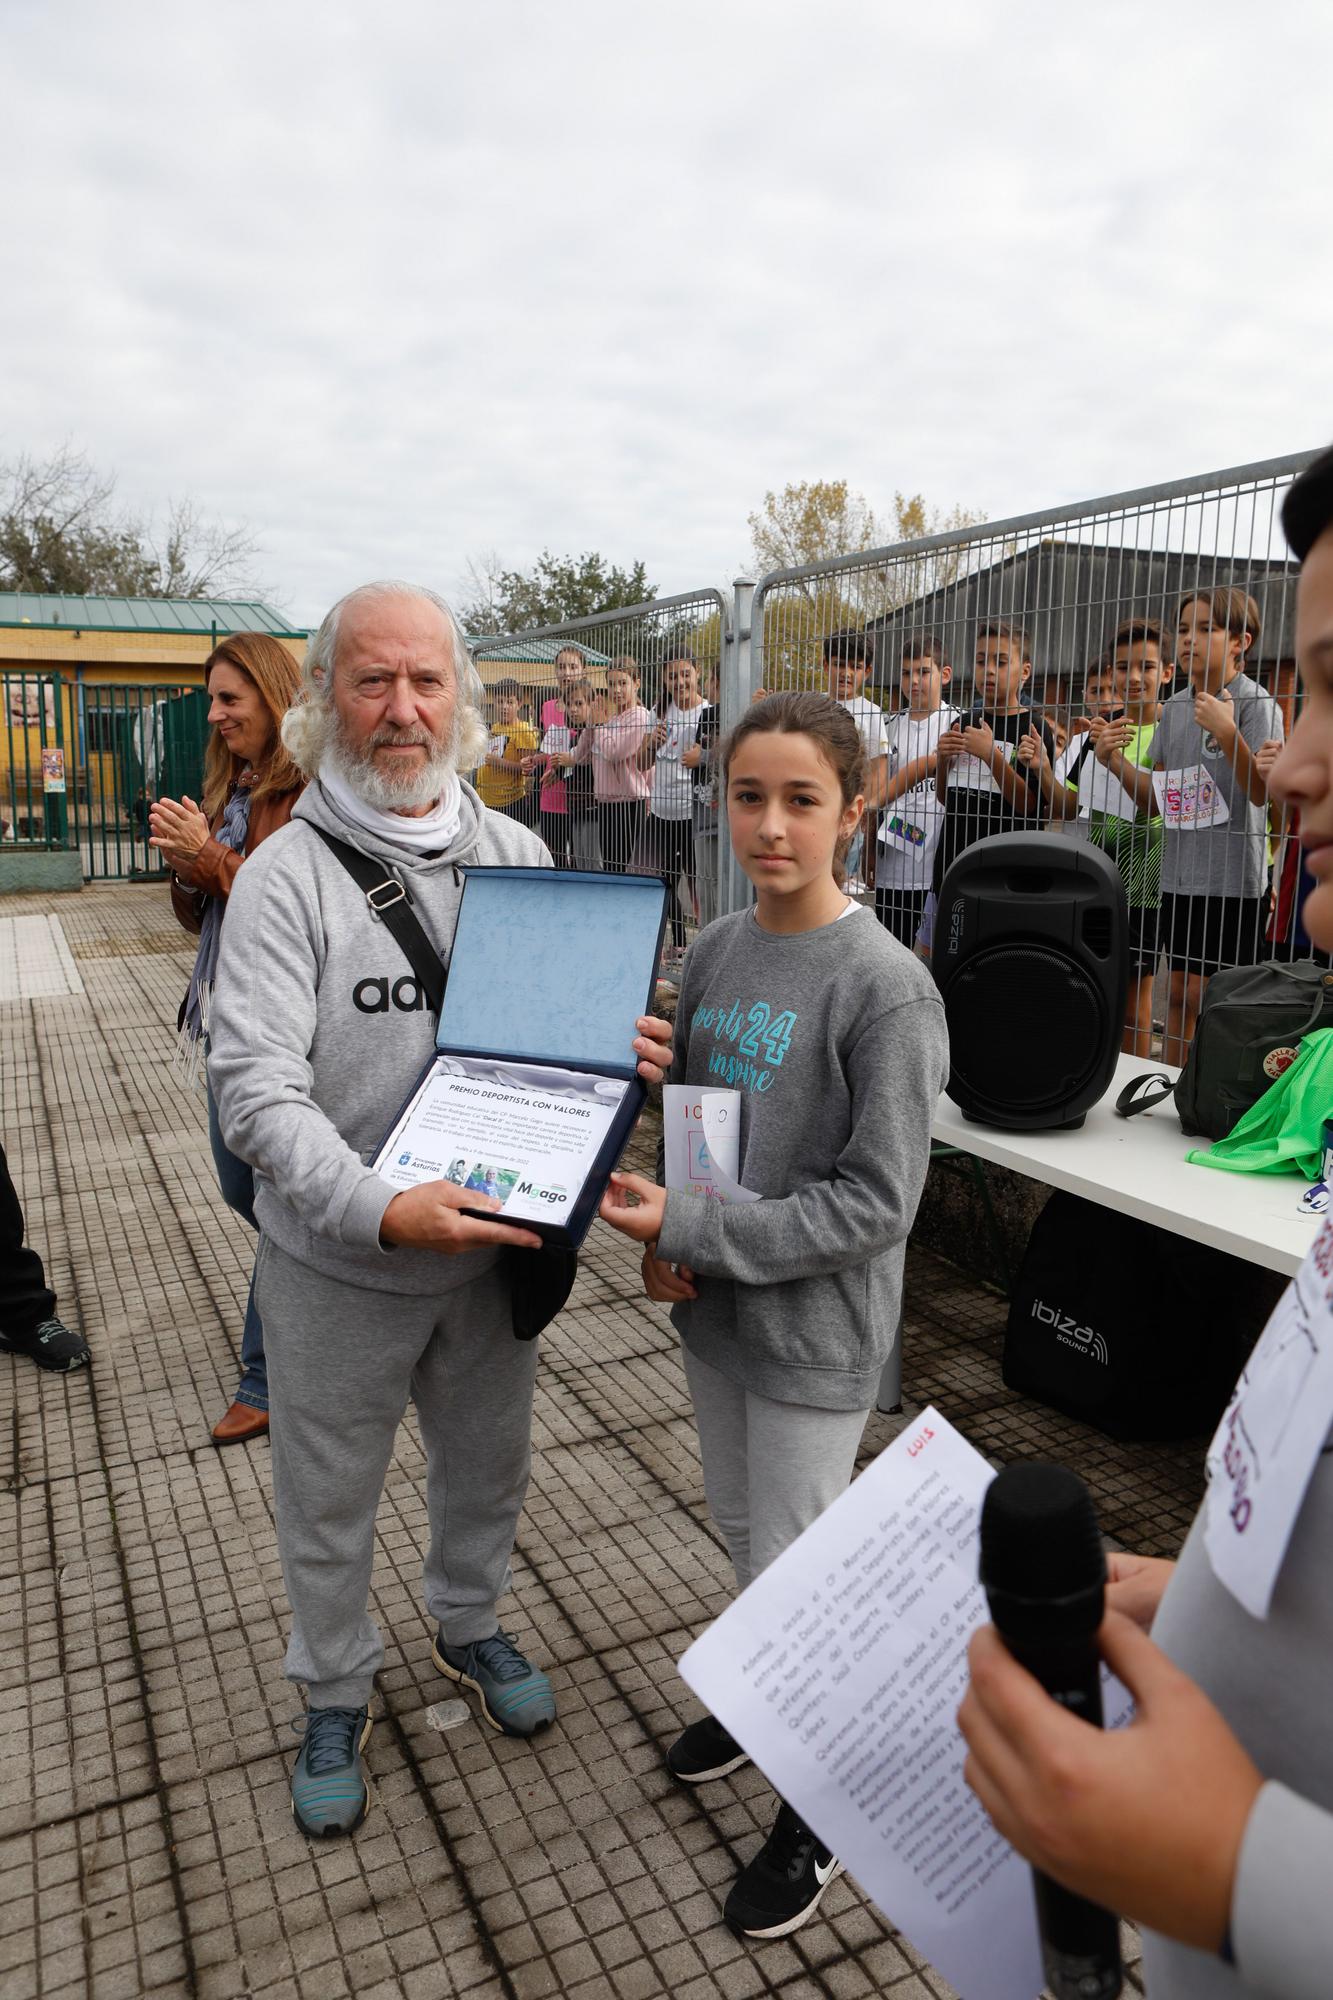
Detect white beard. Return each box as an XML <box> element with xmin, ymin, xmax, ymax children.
<box><xmin>324</xmin><ymin>718</ymin><xmax>458</xmax><ymax>812</ymax></box>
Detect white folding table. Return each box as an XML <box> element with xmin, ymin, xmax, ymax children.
<box><xmin>931</xmin><ymin>1049</ymin><xmax>1316</xmax><ymax>1280</ymax></box>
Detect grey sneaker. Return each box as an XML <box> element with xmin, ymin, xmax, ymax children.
<box><xmin>432</xmin><ymin>1630</ymin><xmax>556</xmax><ymax>1737</ymax></box>
<box><xmin>0</xmin><ymin>1316</ymin><xmax>90</xmax><ymax>1372</ymax></box>
<box><xmin>290</xmin><ymin>1706</ymin><xmax>372</xmax><ymax>1837</ymax></box>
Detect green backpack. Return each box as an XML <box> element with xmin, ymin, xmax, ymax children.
<box><xmin>1118</xmin><ymin>958</ymin><xmax>1333</xmax><ymax>1141</ymax></box>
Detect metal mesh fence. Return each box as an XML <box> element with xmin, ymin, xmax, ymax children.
<box><xmin>1</xmin><ymin>671</ymin><xmax>72</xmax><ymax>849</ymax></box>
<box><xmin>1</xmin><ymin>674</ymin><xmax>211</xmax><ymax>880</ymax></box>
<box><xmin>752</xmin><ymin>450</ymin><xmax>1318</xmax><ymax>1062</ymax></box>
<box><xmin>469</xmin><ymin>588</ymin><xmax>732</xmax><ymax>955</ymax></box>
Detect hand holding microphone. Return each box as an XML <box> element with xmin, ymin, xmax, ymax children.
<box><xmin>973</xmin><ymin>1463</ymin><xmax>1122</xmax><ymax>1999</ymax></box>
<box><xmin>958</xmin><ymin>1463</ymin><xmax>1263</xmax><ymax>1982</ymax></box>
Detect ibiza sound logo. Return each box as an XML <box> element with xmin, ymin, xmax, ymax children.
<box><xmin>945</xmin><ymin>897</ymin><xmax>966</xmax><ymax>958</ymax></box>
<box><xmin>1031</xmin><ymin>1298</ymin><xmax>1109</xmax><ymax>1364</ymax></box>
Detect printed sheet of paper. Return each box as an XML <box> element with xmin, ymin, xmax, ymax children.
<box><xmin>946</xmin><ymin>753</ymin><xmax>1001</xmax><ymax>795</ymax></box>
<box><xmin>662</xmin><ymin>1086</ymin><xmax>760</xmax><ymax>1204</ymax></box>
<box><xmin>681</xmin><ymin>1411</ymin><xmax>1064</xmax><ymax>2000</ymax></box>
<box><xmin>374</xmin><ymin>1055</ymin><xmax>627</xmax><ymax>1226</ymax></box>
<box><xmin>540</xmin><ymin>724</ymin><xmax>573</xmax><ymax>756</ymax></box>
<box><xmin>1205</xmin><ymin>1220</ymin><xmax>1333</xmax><ymax>1617</ymax></box>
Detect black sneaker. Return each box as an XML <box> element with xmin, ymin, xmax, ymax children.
<box><xmin>724</xmin><ymin>1801</ymin><xmax>843</xmax><ymax>1940</ymax></box>
<box><xmin>667</xmin><ymin>1714</ymin><xmax>751</xmax><ymax>1784</ymax></box>
<box><xmin>0</xmin><ymin>1316</ymin><xmax>90</xmax><ymax>1372</ymax></box>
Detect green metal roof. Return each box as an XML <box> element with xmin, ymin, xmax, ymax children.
<box><xmin>0</xmin><ymin>592</ymin><xmax>303</xmax><ymax>637</ymax></box>
<box><xmin>469</xmin><ymin>635</ymin><xmax>614</xmax><ymax>667</ymax></box>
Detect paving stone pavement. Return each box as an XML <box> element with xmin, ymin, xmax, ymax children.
<box><xmin>0</xmin><ymin>885</ymin><xmax>1208</xmax><ymax>2000</ymax></box>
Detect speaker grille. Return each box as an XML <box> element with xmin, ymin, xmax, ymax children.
<box><xmin>1081</xmin><ymin>905</ymin><xmax>1114</xmax><ymax>958</ymax></box>
<box><xmin>946</xmin><ymin>945</ymin><xmax>1107</xmax><ymax>1113</ymax></box>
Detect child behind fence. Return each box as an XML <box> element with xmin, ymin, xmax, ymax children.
<box><xmin>933</xmin><ymin>618</ymin><xmax>1055</xmax><ymax>896</ymax></box>
<box><xmin>1148</xmin><ymin>587</ymin><xmax>1283</xmax><ymax>1062</ymax></box>
<box><xmin>875</xmin><ymin>636</ymin><xmax>958</xmax><ymax>948</ymax></box>
<box><xmin>1025</xmin><ymin>622</ymin><xmax>1170</xmax><ymax>1055</ymax></box>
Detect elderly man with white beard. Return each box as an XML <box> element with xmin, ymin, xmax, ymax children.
<box><xmin>209</xmin><ymin>582</ymin><xmax>674</xmax><ymax>1837</ymax></box>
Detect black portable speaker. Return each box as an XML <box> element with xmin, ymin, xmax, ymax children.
<box><xmin>933</xmin><ymin>834</ymin><xmax>1129</xmax><ymax>1131</ymax></box>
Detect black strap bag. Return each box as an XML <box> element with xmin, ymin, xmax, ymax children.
<box><xmin>1003</xmin><ymin>1189</ymin><xmax>1278</xmax><ymax>1440</ymax></box>
<box><xmin>313</xmin><ymin>827</ymin><xmax>577</xmax><ymax>1341</ymax></box>
<box><xmin>1117</xmin><ymin>958</ymin><xmax>1333</xmax><ymax>1141</ymax></box>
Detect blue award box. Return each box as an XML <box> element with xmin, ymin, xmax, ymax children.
<box><xmin>374</xmin><ymin>867</ymin><xmax>669</xmax><ymax>1248</ymax></box>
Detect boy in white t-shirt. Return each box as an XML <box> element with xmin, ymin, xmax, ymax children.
<box><xmin>875</xmin><ymin>637</ymin><xmax>958</xmax><ymax>948</ymax></box>
<box><xmin>825</xmin><ymin>628</ymin><xmax>888</xmax><ymax>890</ymax></box>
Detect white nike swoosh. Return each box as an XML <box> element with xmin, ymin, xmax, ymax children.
<box><xmin>814</xmin><ymin>1857</ymin><xmax>837</xmax><ymax>1887</ymax></box>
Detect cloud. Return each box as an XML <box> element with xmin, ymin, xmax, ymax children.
<box><xmin>4</xmin><ymin>0</ymin><xmax>1332</xmax><ymax>625</ymax></box>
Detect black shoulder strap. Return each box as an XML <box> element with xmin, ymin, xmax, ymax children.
<box><xmin>312</xmin><ymin>825</ymin><xmax>447</xmax><ymax>1017</ymax></box>
<box><xmin>1114</xmin><ymin>1071</ymin><xmax>1175</xmax><ymax>1119</ymax></box>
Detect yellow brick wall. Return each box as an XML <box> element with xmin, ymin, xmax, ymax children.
<box><xmin>0</xmin><ymin>627</ymin><xmax>305</xmax><ymax>680</ymax></box>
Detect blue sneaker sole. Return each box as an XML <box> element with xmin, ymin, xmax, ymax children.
<box><xmin>431</xmin><ymin>1640</ymin><xmax>554</xmax><ymax>1738</ymax></box>
<box><xmin>291</xmin><ymin>1715</ymin><xmax>373</xmax><ymax>1838</ymax></box>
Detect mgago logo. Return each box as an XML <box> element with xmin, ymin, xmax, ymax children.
<box><xmin>1031</xmin><ymin>1298</ymin><xmax>1109</xmax><ymax>1365</ymax></box>
<box><xmin>516</xmin><ymin>1179</ymin><xmax>569</xmax><ymax>1208</ymax></box>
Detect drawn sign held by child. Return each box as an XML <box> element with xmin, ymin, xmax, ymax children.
<box><xmin>1152</xmin><ymin>764</ymin><xmax>1231</xmax><ymax>831</ymax></box>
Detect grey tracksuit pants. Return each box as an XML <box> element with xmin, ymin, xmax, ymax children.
<box><xmin>255</xmin><ymin>1237</ymin><xmax>538</xmax><ymax>1709</ymax></box>
<box><xmin>682</xmin><ymin>1345</ymin><xmax>870</xmax><ymax>1593</ymax></box>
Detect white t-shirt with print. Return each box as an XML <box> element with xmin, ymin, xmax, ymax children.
<box><xmin>877</xmin><ymin>706</ymin><xmax>959</xmax><ymax>890</ymax></box>
<box><xmin>839</xmin><ymin>695</ymin><xmax>890</xmax><ymax>766</ymax></box>
<box><xmin>649</xmin><ymin>703</ymin><xmax>706</xmax><ymax>821</ymax></box>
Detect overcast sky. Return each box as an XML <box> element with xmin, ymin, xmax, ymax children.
<box><xmin>7</xmin><ymin>0</ymin><xmax>1333</xmax><ymax>627</ymax></box>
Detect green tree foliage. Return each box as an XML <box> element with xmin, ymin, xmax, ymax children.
<box><xmin>460</xmin><ymin>548</ymin><xmax>656</xmax><ymax>635</ymax></box>
<box><xmin>748</xmin><ymin>480</ymin><xmax>988</xmax><ymax>689</ymax></box>
<box><xmin>755</xmin><ymin>583</ymin><xmax>869</xmax><ymax>695</ymax></box>
<box><xmin>748</xmin><ymin>479</ymin><xmax>986</xmax><ymax>591</ymax></box>
<box><xmin>748</xmin><ymin>480</ymin><xmax>885</xmax><ymax>575</ymax></box>
<box><xmin>0</xmin><ymin>446</ymin><xmax>261</xmax><ymax>598</ymax></box>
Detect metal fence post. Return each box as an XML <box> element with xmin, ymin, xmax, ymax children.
<box><xmin>719</xmin><ymin>577</ymin><xmax>755</xmax><ymax>917</ymax></box>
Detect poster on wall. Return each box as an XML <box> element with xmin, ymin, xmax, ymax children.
<box><xmin>41</xmin><ymin>748</ymin><xmax>66</xmax><ymax>794</ymax></box>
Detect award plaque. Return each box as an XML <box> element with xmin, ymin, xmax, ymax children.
<box><xmin>373</xmin><ymin>867</ymin><xmax>669</xmax><ymax>1247</ymax></box>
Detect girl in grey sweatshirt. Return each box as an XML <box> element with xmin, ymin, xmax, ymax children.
<box><xmin>603</xmin><ymin>691</ymin><xmax>948</xmax><ymax>1943</ymax></box>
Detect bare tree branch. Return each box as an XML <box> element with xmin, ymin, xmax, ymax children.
<box><xmin>0</xmin><ymin>446</ymin><xmax>264</xmax><ymax>599</ymax></box>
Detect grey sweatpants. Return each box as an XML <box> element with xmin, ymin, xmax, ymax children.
<box><xmin>682</xmin><ymin>1345</ymin><xmax>870</xmax><ymax>1593</ymax></box>
<box><xmin>255</xmin><ymin>1237</ymin><xmax>538</xmax><ymax>1708</ymax></box>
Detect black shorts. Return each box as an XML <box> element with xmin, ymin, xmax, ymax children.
<box><xmin>1158</xmin><ymin>893</ymin><xmax>1267</xmax><ymax>977</ymax></box>
<box><xmin>874</xmin><ymin>884</ymin><xmax>928</xmax><ymax>951</ymax></box>
<box><xmin>1125</xmin><ymin>904</ymin><xmax>1163</xmax><ymax>977</ymax></box>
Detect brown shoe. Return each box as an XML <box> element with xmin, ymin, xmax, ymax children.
<box><xmin>211</xmin><ymin>1401</ymin><xmax>270</xmax><ymax>1446</ymax></box>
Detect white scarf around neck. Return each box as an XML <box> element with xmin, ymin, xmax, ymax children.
<box><xmin>319</xmin><ymin>765</ymin><xmax>464</xmax><ymax>853</ymax></box>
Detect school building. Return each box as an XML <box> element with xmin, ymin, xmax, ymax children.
<box><xmin>0</xmin><ymin>593</ymin><xmax>305</xmax><ymax>891</ymax></box>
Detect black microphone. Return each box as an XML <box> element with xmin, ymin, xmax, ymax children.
<box><xmin>979</xmin><ymin>1463</ymin><xmax>1123</xmax><ymax>2000</ymax></box>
